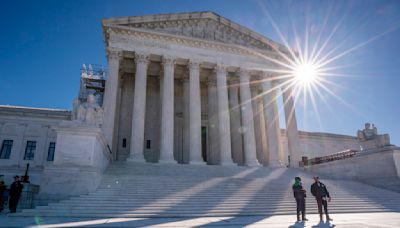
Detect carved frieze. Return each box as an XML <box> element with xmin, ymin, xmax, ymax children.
<box><xmin>125</xmin><ymin>19</ymin><xmax>274</xmax><ymax>52</ymax></box>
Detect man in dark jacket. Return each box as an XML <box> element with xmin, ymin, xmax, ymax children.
<box><xmin>311</xmin><ymin>176</ymin><xmax>332</xmax><ymax>222</ymax></box>
<box><xmin>292</xmin><ymin>176</ymin><xmax>308</xmax><ymax>222</ymax></box>
<box><xmin>0</xmin><ymin>180</ymin><xmax>6</xmax><ymax>212</ymax></box>
<box><xmin>9</xmin><ymin>176</ymin><xmax>24</xmax><ymax>213</ymax></box>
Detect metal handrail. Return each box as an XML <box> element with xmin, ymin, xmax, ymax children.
<box><xmin>304</xmin><ymin>149</ymin><xmax>358</xmax><ymax>166</ymax></box>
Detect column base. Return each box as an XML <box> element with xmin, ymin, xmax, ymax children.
<box><xmin>127</xmin><ymin>156</ymin><xmax>146</xmax><ymax>163</ymax></box>
<box><xmin>245</xmin><ymin>161</ymin><xmax>260</xmax><ymax>167</ymax></box>
<box><xmin>220</xmin><ymin>161</ymin><xmax>236</xmax><ymax>166</ymax></box>
<box><xmin>269</xmin><ymin>160</ymin><xmax>285</xmax><ymax>168</ymax></box>
<box><xmin>189</xmin><ymin>160</ymin><xmax>206</xmax><ymax>165</ymax></box>
<box><xmin>158</xmin><ymin>159</ymin><xmax>177</xmax><ymax>164</ymax></box>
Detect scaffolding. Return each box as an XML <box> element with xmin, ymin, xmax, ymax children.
<box><xmin>78</xmin><ymin>64</ymin><xmax>107</xmax><ymax>106</ymax></box>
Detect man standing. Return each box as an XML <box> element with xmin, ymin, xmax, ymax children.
<box><xmin>9</xmin><ymin>175</ymin><xmax>23</xmax><ymax>213</ymax></box>
<box><xmin>0</xmin><ymin>180</ymin><xmax>6</xmax><ymax>212</ymax></box>
<box><xmin>311</xmin><ymin>176</ymin><xmax>332</xmax><ymax>222</ymax></box>
<box><xmin>292</xmin><ymin>176</ymin><xmax>308</xmax><ymax>222</ymax></box>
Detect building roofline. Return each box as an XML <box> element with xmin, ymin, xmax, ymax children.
<box><xmin>0</xmin><ymin>105</ymin><xmax>71</xmax><ymax>119</ymax></box>
<box><xmin>102</xmin><ymin>11</ymin><xmax>292</xmax><ymax>55</ymax></box>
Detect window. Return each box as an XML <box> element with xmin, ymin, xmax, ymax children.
<box><xmin>24</xmin><ymin>141</ymin><xmax>36</xmax><ymax>160</ymax></box>
<box><xmin>47</xmin><ymin>142</ymin><xmax>56</xmax><ymax>161</ymax></box>
<box><xmin>0</xmin><ymin>140</ymin><xmax>13</xmax><ymax>159</ymax></box>
<box><xmin>146</xmin><ymin>140</ymin><xmax>151</xmax><ymax>149</ymax></box>
<box><xmin>122</xmin><ymin>138</ymin><xmax>127</xmax><ymax>148</ymax></box>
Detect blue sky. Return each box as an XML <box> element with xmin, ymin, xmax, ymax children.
<box><xmin>0</xmin><ymin>0</ymin><xmax>399</xmax><ymax>145</ymax></box>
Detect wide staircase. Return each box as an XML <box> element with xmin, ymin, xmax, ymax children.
<box><xmin>16</xmin><ymin>161</ymin><xmax>400</xmax><ymax>217</ymax></box>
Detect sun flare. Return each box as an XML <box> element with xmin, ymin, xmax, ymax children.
<box><xmin>293</xmin><ymin>62</ymin><xmax>320</xmax><ymax>84</ymax></box>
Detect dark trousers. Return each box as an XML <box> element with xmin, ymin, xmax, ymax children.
<box><xmin>316</xmin><ymin>197</ymin><xmax>328</xmax><ymax>217</ymax></box>
<box><xmin>0</xmin><ymin>197</ymin><xmax>3</xmax><ymax>212</ymax></box>
<box><xmin>9</xmin><ymin>195</ymin><xmax>20</xmax><ymax>213</ymax></box>
<box><xmin>296</xmin><ymin>198</ymin><xmax>306</xmax><ymax>219</ymax></box>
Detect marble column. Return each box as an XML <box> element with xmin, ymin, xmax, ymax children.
<box><xmin>282</xmin><ymin>84</ymin><xmax>302</xmax><ymax>167</ymax></box>
<box><xmin>238</xmin><ymin>69</ymin><xmax>259</xmax><ymax>166</ymax></box>
<box><xmin>129</xmin><ymin>52</ymin><xmax>149</xmax><ymax>162</ymax></box>
<box><xmin>102</xmin><ymin>49</ymin><xmax>122</xmax><ymax>151</ymax></box>
<box><xmin>182</xmin><ymin>72</ymin><xmax>190</xmax><ymax>163</ymax></box>
<box><xmin>261</xmin><ymin>76</ymin><xmax>284</xmax><ymax>166</ymax></box>
<box><xmin>228</xmin><ymin>77</ymin><xmax>244</xmax><ymax>165</ymax></box>
<box><xmin>188</xmin><ymin>60</ymin><xmax>205</xmax><ymax>164</ymax></box>
<box><xmin>215</xmin><ymin>65</ymin><xmax>234</xmax><ymax>165</ymax></box>
<box><xmin>251</xmin><ymin>83</ymin><xmax>268</xmax><ymax>165</ymax></box>
<box><xmin>159</xmin><ymin>56</ymin><xmax>176</xmax><ymax>163</ymax></box>
<box><xmin>207</xmin><ymin>78</ymin><xmax>219</xmax><ymax>165</ymax></box>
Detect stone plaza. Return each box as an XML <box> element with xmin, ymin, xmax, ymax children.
<box><xmin>0</xmin><ymin>11</ymin><xmax>400</xmax><ymax>227</ymax></box>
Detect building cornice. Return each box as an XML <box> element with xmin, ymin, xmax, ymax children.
<box><xmin>105</xmin><ymin>24</ymin><xmax>288</xmax><ymax>63</ymax></box>
<box><xmin>0</xmin><ymin>105</ymin><xmax>71</xmax><ymax>120</ymax></box>
<box><xmin>102</xmin><ymin>11</ymin><xmax>292</xmax><ymax>53</ymax></box>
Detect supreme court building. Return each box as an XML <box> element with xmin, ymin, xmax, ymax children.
<box><xmin>0</xmin><ymin>12</ymin><xmax>359</xmax><ymax>200</ymax></box>
<box><xmin>101</xmin><ymin>11</ymin><xmax>305</xmax><ymax>167</ymax></box>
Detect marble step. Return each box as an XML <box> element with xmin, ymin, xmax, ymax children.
<box><xmin>36</xmin><ymin>205</ymin><xmax>390</xmax><ymax>212</ymax></box>
<box><xmin>15</xmin><ymin>208</ymin><xmax>393</xmax><ymax>218</ymax></box>
<box><xmin>15</xmin><ymin>162</ymin><xmax>400</xmax><ymax>218</ymax></box>
<box><xmin>45</xmin><ymin>202</ymin><xmax>387</xmax><ymax>209</ymax></box>
<box><xmin>68</xmin><ymin>194</ymin><xmax>396</xmax><ymax>200</ymax></box>
<box><xmin>83</xmin><ymin>192</ymin><xmax>395</xmax><ymax>198</ymax></box>
<box><xmin>61</xmin><ymin>198</ymin><xmax>387</xmax><ymax>204</ymax></box>
<box><xmin>20</xmin><ymin>205</ymin><xmax>393</xmax><ymax>213</ymax></box>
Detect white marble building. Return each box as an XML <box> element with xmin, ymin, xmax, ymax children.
<box><xmin>0</xmin><ymin>12</ymin><xmax>362</xmax><ymax>200</ymax></box>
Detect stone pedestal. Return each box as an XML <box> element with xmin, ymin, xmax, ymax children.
<box><xmin>39</xmin><ymin>124</ymin><xmax>111</xmax><ymax>201</ymax></box>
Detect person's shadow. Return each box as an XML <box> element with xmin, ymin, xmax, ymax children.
<box><xmin>311</xmin><ymin>221</ymin><xmax>336</xmax><ymax>228</ymax></box>
<box><xmin>288</xmin><ymin>221</ymin><xmax>305</xmax><ymax>228</ymax></box>
<box><xmin>289</xmin><ymin>221</ymin><xmax>336</xmax><ymax>228</ymax></box>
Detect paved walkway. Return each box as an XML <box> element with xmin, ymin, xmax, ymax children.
<box><xmin>0</xmin><ymin>212</ymin><xmax>399</xmax><ymax>227</ymax></box>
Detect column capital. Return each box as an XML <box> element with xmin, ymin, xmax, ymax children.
<box><xmin>238</xmin><ymin>68</ymin><xmax>251</xmax><ymax>81</ymax></box>
<box><xmin>227</xmin><ymin>75</ymin><xmax>240</xmax><ymax>84</ymax></box>
<box><xmin>214</xmin><ymin>64</ymin><xmax>227</xmax><ymax>75</ymax></box>
<box><xmin>206</xmin><ymin>77</ymin><xmax>217</xmax><ymax>86</ymax></box>
<box><xmin>162</xmin><ymin>55</ymin><xmax>176</xmax><ymax>66</ymax></box>
<box><xmin>250</xmin><ymin>74</ymin><xmax>262</xmax><ymax>81</ymax></box>
<box><xmin>182</xmin><ymin>71</ymin><xmax>190</xmax><ymax>82</ymax></box>
<box><xmin>261</xmin><ymin>71</ymin><xmax>274</xmax><ymax>78</ymax></box>
<box><xmin>107</xmin><ymin>49</ymin><xmax>123</xmax><ymax>61</ymax></box>
<box><xmin>271</xmin><ymin>79</ymin><xmax>282</xmax><ymax>88</ymax></box>
<box><xmin>188</xmin><ymin>60</ymin><xmax>201</xmax><ymax>71</ymax></box>
<box><xmin>135</xmin><ymin>52</ymin><xmax>150</xmax><ymax>65</ymax></box>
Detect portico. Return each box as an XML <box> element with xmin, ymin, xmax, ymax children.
<box><xmin>101</xmin><ymin>12</ymin><xmax>303</xmax><ymax>167</ymax></box>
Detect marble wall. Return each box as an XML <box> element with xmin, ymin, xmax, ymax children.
<box><xmin>0</xmin><ymin>106</ymin><xmax>71</xmax><ymax>184</ymax></box>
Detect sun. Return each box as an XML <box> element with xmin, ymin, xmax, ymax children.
<box><xmin>293</xmin><ymin>62</ymin><xmax>320</xmax><ymax>84</ymax></box>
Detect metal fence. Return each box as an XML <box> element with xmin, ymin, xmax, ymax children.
<box><xmin>1</xmin><ymin>183</ymin><xmax>39</xmax><ymax>211</ymax></box>
<box><xmin>303</xmin><ymin>149</ymin><xmax>358</xmax><ymax>166</ymax></box>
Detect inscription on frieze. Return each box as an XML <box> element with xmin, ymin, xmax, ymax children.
<box><xmin>113</xmin><ymin>34</ymin><xmax>170</xmax><ymax>49</ymax></box>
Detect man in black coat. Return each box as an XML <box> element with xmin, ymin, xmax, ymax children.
<box><xmin>9</xmin><ymin>175</ymin><xmax>24</xmax><ymax>213</ymax></box>
<box><xmin>311</xmin><ymin>176</ymin><xmax>332</xmax><ymax>222</ymax></box>
<box><xmin>0</xmin><ymin>180</ymin><xmax>5</xmax><ymax>212</ymax></box>
<box><xmin>292</xmin><ymin>176</ymin><xmax>308</xmax><ymax>222</ymax></box>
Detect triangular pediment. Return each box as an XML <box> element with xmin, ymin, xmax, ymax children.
<box><xmin>103</xmin><ymin>12</ymin><xmax>283</xmax><ymax>52</ymax></box>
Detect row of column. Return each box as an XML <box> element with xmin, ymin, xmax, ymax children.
<box><xmin>102</xmin><ymin>50</ymin><xmax>302</xmax><ymax>167</ymax></box>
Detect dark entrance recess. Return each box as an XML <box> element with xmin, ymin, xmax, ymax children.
<box><xmin>201</xmin><ymin>126</ymin><xmax>207</xmax><ymax>162</ymax></box>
